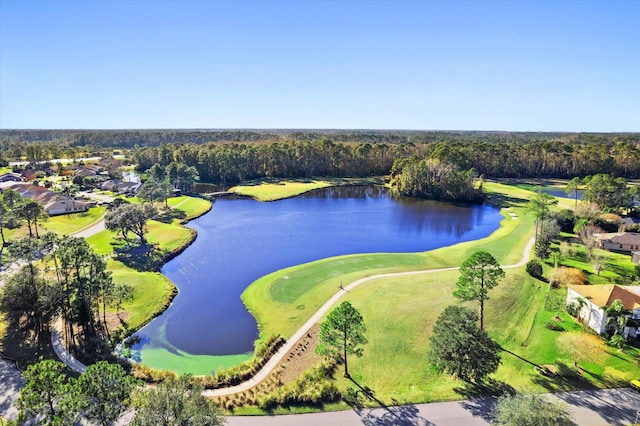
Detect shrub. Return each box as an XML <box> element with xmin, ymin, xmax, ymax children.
<box><xmin>257</xmin><ymin>362</ymin><xmax>341</xmax><ymax>410</ymax></box>
<box><xmin>550</xmin><ymin>267</ymin><xmax>586</xmax><ymax>288</ymax></box>
<box><xmin>609</xmin><ymin>334</ymin><xmax>627</xmax><ymax>350</ymax></box>
<box><xmin>526</xmin><ymin>259</ymin><xmax>543</xmax><ymax>279</ymax></box>
<box><xmin>545</xmin><ymin>320</ymin><xmax>565</xmax><ymax>332</ymax></box>
<box><xmin>566</xmin><ymin>302</ymin><xmax>580</xmax><ymax>317</ymax></box>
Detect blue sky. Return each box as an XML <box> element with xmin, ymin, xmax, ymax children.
<box><xmin>1</xmin><ymin>0</ymin><xmax>638</xmax><ymax>131</ymax></box>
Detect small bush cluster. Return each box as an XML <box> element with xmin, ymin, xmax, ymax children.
<box><xmin>525</xmin><ymin>259</ymin><xmax>543</xmax><ymax>279</ymax></box>
<box><xmin>131</xmin><ymin>363</ymin><xmax>178</xmax><ymax>383</ymax></box>
<box><xmin>257</xmin><ymin>361</ymin><xmax>341</xmax><ymax>410</ymax></box>
<box><xmin>201</xmin><ymin>335</ymin><xmax>286</xmax><ymax>389</ymax></box>
<box><xmin>544</xmin><ymin>320</ymin><xmax>565</xmax><ymax>332</ymax></box>
<box><xmin>565</xmin><ymin>302</ymin><xmax>580</xmax><ymax>317</ymax></box>
<box><xmin>550</xmin><ymin>267</ymin><xmax>586</xmax><ymax>288</ymax></box>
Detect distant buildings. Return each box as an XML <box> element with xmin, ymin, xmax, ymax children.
<box><xmin>0</xmin><ymin>182</ymin><xmax>88</xmax><ymax>216</ymax></box>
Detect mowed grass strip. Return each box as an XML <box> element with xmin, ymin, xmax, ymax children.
<box><xmin>231</xmin><ymin>180</ymin><xmax>333</xmax><ymax>201</ymax></box>
<box><xmin>230</xmin><ymin>177</ymin><xmax>386</xmax><ymax>202</ymax></box>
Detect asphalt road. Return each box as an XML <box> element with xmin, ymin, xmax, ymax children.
<box><xmin>226</xmin><ymin>388</ymin><xmax>640</xmax><ymax>426</ymax></box>
<box><xmin>0</xmin><ymin>358</ymin><xmax>23</xmax><ymax>420</ymax></box>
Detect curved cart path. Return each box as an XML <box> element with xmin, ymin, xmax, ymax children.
<box><xmin>204</xmin><ymin>236</ymin><xmax>535</xmax><ymax>397</ymax></box>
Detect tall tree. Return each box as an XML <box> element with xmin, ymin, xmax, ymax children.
<box><xmin>428</xmin><ymin>305</ymin><xmax>501</xmax><ymax>382</ymax></box>
<box><xmin>316</xmin><ymin>301</ymin><xmax>367</xmax><ymax>378</ymax></box>
<box><xmin>564</xmin><ymin>177</ymin><xmax>582</xmax><ymax>211</ymax></box>
<box><xmin>131</xmin><ymin>375</ymin><xmax>224</xmax><ymax>426</ymax></box>
<box><xmin>0</xmin><ymin>264</ymin><xmax>60</xmax><ymax>333</ymax></box>
<box><xmin>17</xmin><ymin>199</ymin><xmax>48</xmax><ymax>238</ymax></box>
<box><xmin>74</xmin><ymin>361</ymin><xmax>140</xmax><ymax>426</ymax></box>
<box><xmin>453</xmin><ymin>250</ymin><xmax>505</xmax><ymax>330</ymax></box>
<box><xmin>16</xmin><ymin>360</ymin><xmax>75</xmax><ymax>425</ymax></box>
<box><xmin>526</xmin><ymin>190</ymin><xmax>558</xmax><ymax>242</ymax></box>
<box><xmin>105</xmin><ymin>202</ymin><xmax>156</xmax><ymax>245</ymax></box>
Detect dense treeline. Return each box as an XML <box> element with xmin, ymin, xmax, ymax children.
<box><xmin>2</xmin><ymin>129</ymin><xmax>639</xmax><ymax>148</ymax></box>
<box><xmin>132</xmin><ymin>139</ymin><xmax>640</xmax><ymax>184</ymax></box>
<box><xmin>133</xmin><ymin>140</ymin><xmax>402</xmax><ymax>183</ymax></box>
<box><xmin>1</xmin><ymin>130</ymin><xmax>639</xmax><ymax>180</ymax></box>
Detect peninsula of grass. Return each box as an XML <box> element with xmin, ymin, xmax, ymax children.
<box><xmin>230</xmin><ymin>177</ymin><xmax>385</xmax><ymax>201</ymax></box>
<box><xmin>82</xmin><ymin>196</ymin><xmax>212</xmax><ymax>339</ymax></box>
<box><xmin>238</xmin><ymin>182</ymin><xmax>640</xmax><ymax>408</ymax></box>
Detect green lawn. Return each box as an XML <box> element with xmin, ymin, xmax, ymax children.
<box><xmin>84</xmin><ymin>197</ymin><xmax>210</xmax><ymax>341</ymax></box>
<box><xmin>165</xmin><ymin>195</ymin><xmax>212</xmax><ymax>220</ymax></box>
<box><xmin>43</xmin><ymin>207</ymin><xmax>106</xmax><ymax>235</ymax></box>
<box><xmin>108</xmin><ymin>259</ymin><xmax>175</xmax><ymax>333</ymax></box>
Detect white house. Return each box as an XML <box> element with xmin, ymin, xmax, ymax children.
<box><xmin>566</xmin><ymin>285</ymin><xmax>640</xmax><ymax>339</ymax></box>
<box><xmin>44</xmin><ymin>198</ymin><xmax>89</xmax><ymax>216</ymax></box>
<box><xmin>593</xmin><ymin>232</ymin><xmax>640</xmax><ymax>252</ymax></box>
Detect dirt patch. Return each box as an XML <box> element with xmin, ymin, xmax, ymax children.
<box><xmin>277</xmin><ymin>323</ymin><xmax>322</xmax><ymax>384</ymax></box>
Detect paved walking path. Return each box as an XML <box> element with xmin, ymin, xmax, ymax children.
<box><xmin>204</xmin><ymin>236</ymin><xmax>536</xmax><ymax>397</ymax></box>
<box><xmin>51</xmin><ymin>320</ymin><xmax>87</xmax><ymax>374</ymax></box>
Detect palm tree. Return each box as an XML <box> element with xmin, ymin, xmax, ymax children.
<box><xmin>605</xmin><ymin>299</ymin><xmax>630</xmax><ymax>336</ymax></box>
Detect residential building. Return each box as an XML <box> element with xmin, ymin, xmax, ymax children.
<box><xmin>593</xmin><ymin>232</ymin><xmax>640</xmax><ymax>252</ymax></box>
<box><xmin>566</xmin><ymin>285</ymin><xmax>640</xmax><ymax>339</ymax></box>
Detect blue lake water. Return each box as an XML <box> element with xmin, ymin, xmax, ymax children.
<box><xmin>131</xmin><ymin>186</ymin><xmax>502</xmax><ymax>372</ymax></box>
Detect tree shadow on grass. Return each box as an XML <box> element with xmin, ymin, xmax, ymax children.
<box><xmin>154</xmin><ymin>208</ymin><xmax>187</xmax><ymax>224</ymax></box>
<box><xmin>454</xmin><ymin>378</ymin><xmax>516</xmax><ymax>399</ymax></box>
<box><xmin>346</xmin><ymin>377</ymin><xmax>434</xmax><ymax>426</ymax></box>
<box><xmin>114</xmin><ymin>243</ymin><xmax>167</xmax><ymax>272</ymax></box>
<box><xmin>530</xmin><ymin>360</ymin><xmax>597</xmax><ymax>393</ymax></box>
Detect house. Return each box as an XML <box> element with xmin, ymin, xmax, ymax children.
<box><xmin>593</xmin><ymin>232</ymin><xmax>640</xmax><ymax>252</ymax></box>
<box><xmin>44</xmin><ymin>198</ymin><xmax>89</xmax><ymax>216</ymax></box>
<box><xmin>74</xmin><ymin>168</ymin><xmax>98</xmax><ymax>178</ymax></box>
<box><xmin>566</xmin><ymin>285</ymin><xmax>640</xmax><ymax>339</ymax></box>
<box><xmin>101</xmin><ymin>180</ymin><xmax>141</xmax><ymax>195</ymax></box>
<box><xmin>0</xmin><ymin>182</ymin><xmax>88</xmax><ymax>216</ymax></box>
<box><xmin>0</xmin><ymin>172</ymin><xmax>25</xmax><ymax>183</ymax></box>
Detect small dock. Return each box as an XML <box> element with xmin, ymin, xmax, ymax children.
<box><xmin>210</xmin><ymin>191</ymin><xmax>234</xmax><ymax>197</ymax></box>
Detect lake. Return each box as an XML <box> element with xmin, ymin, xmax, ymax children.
<box><xmin>129</xmin><ymin>186</ymin><xmax>503</xmax><ymax>374</ymax></box>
